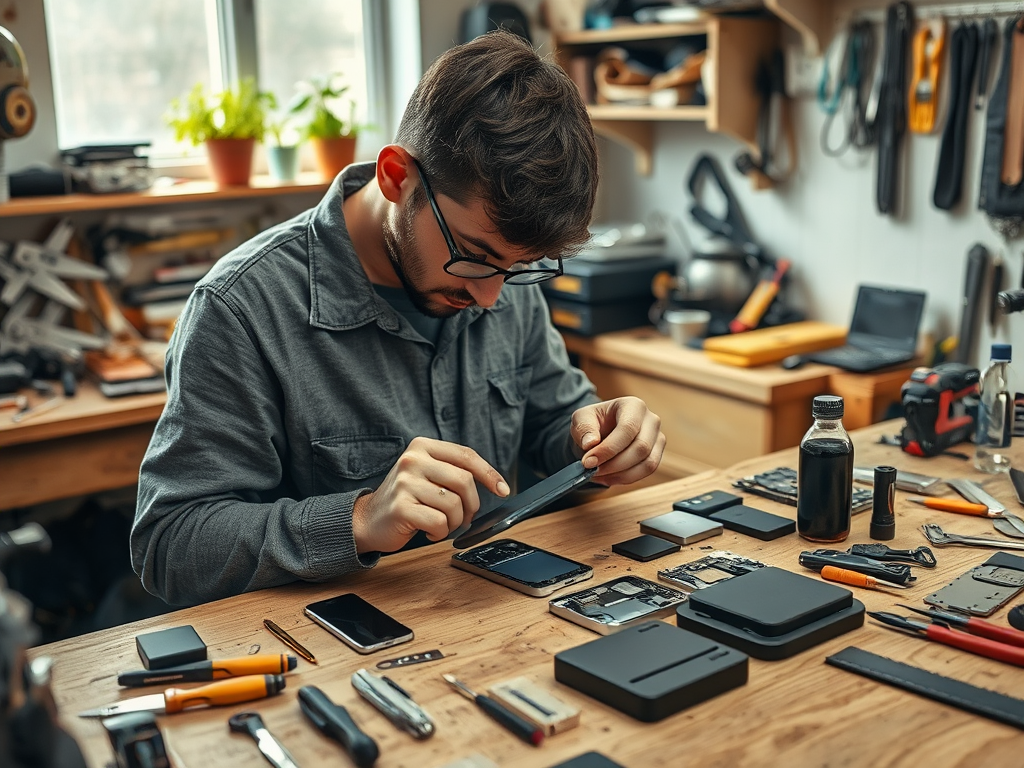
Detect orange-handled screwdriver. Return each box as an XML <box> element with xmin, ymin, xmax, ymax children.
<box><xmin>821</xmin><ymin>565</ymin><xmax>910</xmax><ymax>590</ymax></box>
<box><xmin>118</xmin><ymin>654</ymin><xmax>296</xmax><ymax>687</ymax></box>
<box><xmin>907</xmin><ymin>497</ymin><xmax>992</xmax><ymax>516</ymax></box>
<box><xmin>78</xmin><ymin>674</ymin><xmax>286</xmax><ymax>717</ymax></box>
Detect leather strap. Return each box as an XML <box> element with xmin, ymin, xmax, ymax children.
<box><xmin>826</xmin><ymin>646</ymin><xmax>1024</xmax><ymax>730</ymax></box>
<box><xmin>933</xmin><ymin>23</ymin><xmax>979</xmax><ymax>210</ymax></box>
<box><xmin>979</xmin><ymin>15</ymin><xmax>1024</xmax><ymax>220</ymax></box>
<box><xmin>1001</xmin><ymin>18</ymin><xmax>1024</xmax><ymax>185</ymax></box>
<box><xmin>876</xmin><ymin>1</ymin><xmax>912</xmax><ymax>216</ymax></box>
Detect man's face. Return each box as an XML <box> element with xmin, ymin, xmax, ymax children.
<box><xmin>381</xmin><ymin>184</ymin><xmax>536</xmax><ymax>319</ymax></box>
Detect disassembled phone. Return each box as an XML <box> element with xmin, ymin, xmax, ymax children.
<box><xmin>657</xmin><ymin>551</ymin><xmax>768</xmax><ymax>591</ymax></box>
<box><xmin>733</xmin><ymin>466</ymin><xmax>873</xmax><ymax>513</ymax></box>
<box><xmin>451</xmin><ymin>539</ymin><xmax>593</xmax><ymax>597</ymax></box>
<box><xmin>548</xmin><ymin>575</ymin><xmax>687</xmax><ymax>635</ymax></box>
<box><xmin>452</xmin><ymin>460</ymin><xmax>598</xmax><ymax>549</ymax></box>
<box><xmin>304</xmin><ymin>593</ymin><xmax>414</xmax><ymax>654</ymax></box>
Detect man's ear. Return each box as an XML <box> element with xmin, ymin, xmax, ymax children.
<box><xmin>376</xmin><ymin>145</ymin><xmax>415</xmax><ymax>204</ymax></box>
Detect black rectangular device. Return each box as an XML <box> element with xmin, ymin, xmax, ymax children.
<box><xmin>672</xmin><ymin>490</ymin><xmax>743</xmax><ymax>517</ymax></box>
<box><xmin>135</xmin><ymin>625</ymin><xmax>206</xmax><ymax>670</ymax></box>
<box><xmin>707</xmin><ymin>504</ymin><xmax>795</xmax><ymax>540</ymax></box>
<box><xmin>451</xmin><ymin>539</ymin><xmax>593</xmax><ymax>597</ymax></box>
<box><xmin>611</xmin><ymin>534</ymin><xmax>679</xmax><ymax>562</ymax></box>
<box><xmin>554</xmin><ymin>621</ymin><xmax>748</xmax><ymax>722</ymax></box>
<box><xmin>453</xmin><ymin>461</ymin><xmax>597</xmax><ymax>549</ymax></box>
<box><xmin>304</xmin><ymin>594</ymin><xmax>414</xmax><ymax>654</ymax></box>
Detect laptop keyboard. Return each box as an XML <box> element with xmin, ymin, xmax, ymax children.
<box><xmin>816</xmin><ymin>346</ymin><xmax>912</xmax><ymax>367</ymax></box>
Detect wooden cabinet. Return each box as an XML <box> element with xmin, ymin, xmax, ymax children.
<box><xmin>553</xmin><ymin>17</ymin><xmax>780</xmax><ymax>174</ymax></box>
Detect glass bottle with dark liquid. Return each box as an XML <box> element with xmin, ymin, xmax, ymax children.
<box><xmin>797</xmin><ymin>395</ymin><xmax>853</xmax><ymax>543</ymax></box>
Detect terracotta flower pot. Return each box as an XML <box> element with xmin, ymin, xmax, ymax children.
<box><xmin>205</xmin><ymin>138</ymin><xmax>255</xmax><ymax>186</ymax></box>
<box><xmin>311</xmin><ymin>136</ymin><xmax>356</xmax><ymax>181</ymax></box>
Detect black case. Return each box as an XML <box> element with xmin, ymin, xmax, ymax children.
<box><xmin>707</xmin><ymin>505</ymin><xmax>795</xmax><ymax>541</ymax></box>
<box><xmin>542</xmin><ymin>255</ymin><xmax>677</xmax><ymax>303</ymax></box>
<box><xmin>676</xmin><ymin>568</ymin><xmax>864</xmax><ymax>660</ymax></box>
<box><xmin>136</xmin><ymin>625</ymin><xmax>207</xmax><ymax>670</ymax></box>
<box><xmin>554</xmin><ymin>621</ymin><xmax>748</xmax><ymax>722</ymax></box>
<box><xmin>611</xmin><ymin>535</ymin><xmax>680</xmax><ymax>562</ymax></box>
<box><xmin>672</xmin><ymin>490</ymin><xmax>743</xmax><ymax>517</ymax></box>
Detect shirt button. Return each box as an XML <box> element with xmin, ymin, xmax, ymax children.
<box><xmin>441</xmin><ymin>406</ymin><xmax>455</xmax><ymax>420</ymax></box>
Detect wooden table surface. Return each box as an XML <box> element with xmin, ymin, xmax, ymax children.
<box><xmin>31</xmin><ymin>421</ymin><xmax>1024</xmax><ymax>767</ymax></box>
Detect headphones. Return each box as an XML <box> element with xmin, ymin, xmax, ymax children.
<box><xmin>0</xmin><ymin>25</ymin><xmax>36</xmax><ymax>140</ymax></box>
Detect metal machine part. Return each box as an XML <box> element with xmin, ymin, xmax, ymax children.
<box><xmin>657</xmin><ymin>551</ymin><xmax>768</xmax><ymax>591</ymax></box>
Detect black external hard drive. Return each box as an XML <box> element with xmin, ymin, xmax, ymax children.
<box><xmin>611</xmin><ymin>535</ymin><xmax>680</xmax><ymax>562</ymax></box>
<box><xmin>672</xmin><ymin>490</ymin><xmax>743</xmax><ymax>517</ymax></box>
<box><xmin>708</xmin><ymin>505</ymin><xmax>796</xmax><ymax>541</ymax></box>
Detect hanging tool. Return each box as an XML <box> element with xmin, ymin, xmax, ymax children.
<box><xmin>117</xmin><ymin>654</ymin><xmax>297</xmax><ymax>688</ymax></box>
<box><xmin>78</xmin><ymin>674</ymin><xmax>286</xmax><ymax>717</ymax></box>
<box><xmin>876</xmin><ymin>1</ymin><xmax>913</xmax><ymax>215</ymax></box>
<box><xmin>869</xmin><ymin>611</ymin><xmax>1024</xmax><ymax>667</ymax></box>
<box><xmin>897</xmin><ymin>604</ymin><xmax>1024</xmax><ymax>648</ymax></box>
<box><xmin>687</xmin><ymin>155</ymin><xmax>772</xmax><ymax>267</ymax></box>
<box><xmin>819</xmin><ymin>19</ymin><xmax>878</xmax><ymax>156</ymax></box>
<box><xmin>297</xmin><ymin>685</ymin><xmax>379</xmax><ymax>768</ymax></box>
<box><xmin>821</xmin><ymin>565</ymin><xmax>910</xmax><ymax>590</ymax></box>
<box><xmin>933</xmin><ymin>22</ymin><xmax>979</xmax><ymax>210</ymax></box>
<box><xmin>953</xmin><ymin>244</ymin><xmax>989</xmax><ymax>364</ymax></box>
<box><xmin>1001</xmin><ymin>17</ymin><xmax>1024</xmax><ymax>186</ymax></box>
<box><xmin>229</xmin><ymin>711</ymin><xmax>301</xmax><ymax>768</ymax></box>
<box><xmin>351</xmin><ymin>668</ymin><xmax>435</xmax><ymax>739</ymax></box>
<box><xmin>976</xmin><ymin>18</ymin><xmax>1000</xmax><ymax>110</ymax></box>
<box><xmin>847</xmin><ymin>543</ymin><xmax>936</xmax><ymax>567</ymax></box>
<box><xmin>442</xmin><ymin>674</ymin><xmax>544</xmax><ymax>746</ymax></box>
<box><xmin>909</xmin><ymin>18</ymin><xmax>947</xmax><ymax>133</ymax></box>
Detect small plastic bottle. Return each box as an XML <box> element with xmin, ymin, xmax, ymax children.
<box><xmin>974</xmin><ymin>343</ymin><xmax>1013</xmax><ymax>473</ymax></box>
<box><xmin>797</xmin><ymin>395</ymin><xmax>854</xmax><ymax>543</ymax></box>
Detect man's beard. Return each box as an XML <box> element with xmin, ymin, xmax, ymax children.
<box><xmin>382</xmin><ymin>202</ymin><xmax>475</xmax><ymax>319</ymax></box>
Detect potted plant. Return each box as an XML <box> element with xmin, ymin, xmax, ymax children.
<box><xmin>265</xmin><ymin>114</ymin><xmax>301</xmax><ymax>183</ymax></box>
<box><xmin>166</xmin><ymin>78</ymin><xmax>274</xmax><ymax>186</ymax></box>
<box><xmin>288</xmin><ymin>73</ymin><xmax>360</xmax><ymax>181</ymax></box>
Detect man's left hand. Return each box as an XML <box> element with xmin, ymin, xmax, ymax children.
<box><xmin>570</xmin><ymin>397</ymin><xmax>666</xmax><ymax>486</ymax></box>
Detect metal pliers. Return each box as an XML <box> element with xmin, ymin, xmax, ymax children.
<box><xmin>869</xmin><ymin>611</ymin><xmax>1024</xmax><ymax>667</ymax></box>
<box><xmin>351</xmin><ymin>668</ymin><xmax>435</xmax><ymax>739</ymax></box>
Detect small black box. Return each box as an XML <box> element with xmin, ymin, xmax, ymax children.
<box><xmin>611</xmin><ymin>535</ymin><xmax>680</xmax><ymax>562</ymax></box>
<box><xmin>542</xmin><ymin>255</ymin><xmax>677</xmax><ymax>303</ymax></box>
<box><xmin>672</xmin><ymin>490</ymin><xmax>743</xmax><ymax>517</ymax></box>
<box><xmin>136</xmin><ymin>625</ymin><xmax>207</xmax><ymax>670</ymax></box>
<box><xmin>546</xmin><ymin>296</ymin><xmax>652</xmax><ymax>337</ymax></box>
<box><xmin>708</xmin><ymin>505</ymin><xmax>795</xmax><ymax>541</ymax></box>
<box><xmin>554</xmin><ymin>621</ymin><xmax>748</xmax><ymax>722</ymax></box>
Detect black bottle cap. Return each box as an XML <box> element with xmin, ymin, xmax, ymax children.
<box><xmin>870</xmin><ymin>465</ymin><xmax>897</xmax><ymax>540</ymax></box>
<box><xmin>811</xmin><ymin>395</ymin><xmax>844</xmax><ymax>419</ymax></box>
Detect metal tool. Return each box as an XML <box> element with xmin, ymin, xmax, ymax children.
<box><xmin>847</xmin><ymin>543</ymin><xmax>936</xmax><ymax>568</ymax></box>
<box><xmin>118</xmin><ymin>654</ymin><xmax>296</xmax><ymax>687</ymax></box>
<box><xmin>799</xmin><ymin>549</ymin><xmax>915</xmax><ymax>586</ymax></box>
<box><xmin>442</xmin><ymin>674</ymin><xmax>544</xmax><ymax>746</ymax></box>
<box><xmin>351</xmin><ymin>668</ymin><xmax>434</xmax><ymax>739</ymax></box>
<box><xmin>921</xmin><ymin>523</ymin><xmax>1024</xmax><ymax>551</ymax></box>
<box><xmin>297</xmin><ymin>685</ymin><xmax>378</xmax><ymax>768</ymax></box>
<box><xmin>897</xmin><ymin>604</ymin><xmax>1024</xmax><ymax>648</ymax></box>
<box><xmin>230</xmin><ymin>711</ymin><xmax>300</xmax><ymax>768</ymax></box>
<box><xmin>375</xmin><ymin>649</ymin><xmax>447</xmax><ymax>670</ymax></box>
<box><xmin>263</xmin><ymin>619</ymin><xmax>317</xmax><ymax>665</ymax></box>
<box><xmin>869</xmin><ymin>611</ymin><xmax>1024</xmax><ymax>667</ymax></box>
<box><xmin>946</xmin><ymin>478</ymin><xmax>1024</xmax><ymax>536</ymax></box>
<box><xmin>78</xmin><ymin>674</ymin><xmax>286</xmax><ymax>717</ymax></box>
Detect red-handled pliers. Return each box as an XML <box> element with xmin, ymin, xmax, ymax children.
<box><xmin>897</xmin><ymin>604</ymin><xmax>1024</xmax><ymax>648</ymax></box>
<box><xmin>869</xmin><ymin>611</ymin><xmax>1024</xmax><ymax>667</ymax></box>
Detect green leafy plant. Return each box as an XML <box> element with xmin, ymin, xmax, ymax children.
<box><xmin>265</xmin><ymin>112</ymin><xmax>301</xmax><ymax>147</ymax></box>
<box><xmin>166</xmin><ymin>78</ymin><xmax>275</xmax><ymax>145</ymax></box>
<box><xmin>287</xmin><ymin>73</ymin><xmax>360</xmax><ymax>139</ymax></box>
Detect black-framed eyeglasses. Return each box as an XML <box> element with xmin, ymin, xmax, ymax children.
<box><xmin>412</xmin><ymin>158</ymin><xmax>563</xmax><ymax>285</ymax></box>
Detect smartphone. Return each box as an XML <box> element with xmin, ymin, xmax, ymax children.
<box><xmin>304</xmin><ymin>593</ymin><xmax>414</xmax><ymax>654</ymax></box>
<box><xmin>452</xmin><ymin>460</ymin><xmax>598</xmax><ymax>550</ymax></box>
<box><xmin>451</xmin><ymin>539</ymin><xmax>593</xmax><ymax>597</ymax></box>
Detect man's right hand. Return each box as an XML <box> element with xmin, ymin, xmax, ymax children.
<box><xmin>351</xmin><ymin>437</ymin><xmax>510</xmax><ymax>553</ymax></box>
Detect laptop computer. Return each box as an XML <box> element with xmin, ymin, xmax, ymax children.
<box><xmin>807</xmin><ymin>285</ymin><xmax>926</xmax><ymax>372</ymax></box>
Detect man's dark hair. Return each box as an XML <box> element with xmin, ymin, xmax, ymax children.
<box><xmin>396</xmin><ymin>30</ymin><xmax>598</xmax><ymax>258</ymax></box>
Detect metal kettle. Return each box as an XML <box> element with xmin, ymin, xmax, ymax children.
<box><xmin>678</xmin><ymin>236</ymin><xmax>758</xmax><ymax>313</ymax></box>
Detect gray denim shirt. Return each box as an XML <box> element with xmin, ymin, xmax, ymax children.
<box><xmin>132</xmin><ymin>163</ymin><xmax>598</xmax><ymax>605</ymax></box>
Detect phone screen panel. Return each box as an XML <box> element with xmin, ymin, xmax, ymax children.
<box><xmin>305</xmin><ymin>593</ymin><xmax>412</xmax><ymax>649</ymax></box>
<box><xmin>486</xmin><ymin>549</ymin><xmax>584</xmax><ymax>583</ymax></box>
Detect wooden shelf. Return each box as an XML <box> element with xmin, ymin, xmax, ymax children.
<box><xmin>556</xmin><ymin>21</ymin><xmax>710</xmax><ymax>45</ymax></box>
<box><xmin>0</xmin><ymin>172</ymin><xmax>331</xmax><ymax>218</ymax></box>
<box><xmin>588</xmin><ymin>105</ymin><xmax>709</xmax><ymax>121</ymax></box>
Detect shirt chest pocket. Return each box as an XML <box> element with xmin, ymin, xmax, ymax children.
<box><xmin>310</xmin><ymin>435</ymin><xmax>406</xmax><ymax>496</ymax></box>
<box><xmin>487</xmin><ymin>366</ymin><xmax>533</xmax><ymax>473</ymax></box>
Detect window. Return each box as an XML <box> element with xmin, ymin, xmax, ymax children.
<box><xmin>44</xmin><ymin>0</ymin><xmax>379</xmax><ymax>161</ymax></box>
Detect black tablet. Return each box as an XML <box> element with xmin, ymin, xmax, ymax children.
<box><xmin>452</xmin><ymin>460</ymin><xmax>598</xmax><ymax>549</ymax></box>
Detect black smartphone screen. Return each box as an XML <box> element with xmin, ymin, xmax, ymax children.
<box><xmin>305</xmin><ymin>594</ymin><xmax>411</xmax><ymax>648</ymax></box>
<box><xmin>486</xmin><ymin>549</ymin><xmax>584</xmax><ymax>584</ymax></box>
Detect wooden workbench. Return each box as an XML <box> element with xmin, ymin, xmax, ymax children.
<box><xmin>32</xmin><ymin>421</ymin><xmax>1024</xmax><ymax>767</ymax></box>
<box><xmin>0</xmin><ymin>381</ymin><xmax>166</xmax><ymax>510</ymax></box>
<box><xmin>563</xmin><ymin>327</ymin><xmax>916</xmax><ymax>479</ymax></box>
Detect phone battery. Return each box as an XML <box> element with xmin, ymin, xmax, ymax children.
<box><xmin>639</xmin><ymin>511</ymin><xmax>723</xmax><ymax>545</ymax></box>
<box><xmin>549</xmin><ymin>575</ymin><xmax>688</xmax><ymax>635</ymax></box>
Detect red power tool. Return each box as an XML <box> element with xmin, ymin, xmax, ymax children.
<box><xmin>899</xmin><ymin>362</ymin><xmax>979</xmax><ymax>457</ymax></box>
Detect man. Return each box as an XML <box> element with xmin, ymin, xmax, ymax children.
<box><xmin>132</xmin><ymin>31</ymin><xmax>666</xmax><ymax>605</ymax></box>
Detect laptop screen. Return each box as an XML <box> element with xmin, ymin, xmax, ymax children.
<box><xmin>847</xmin><ymin>285</ymin><xmax>926</xmax><ymax>351</ymax></box>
